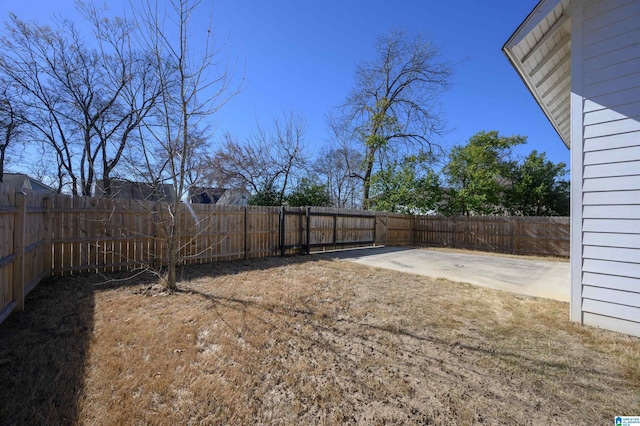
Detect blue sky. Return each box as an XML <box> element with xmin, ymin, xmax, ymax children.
<box><xmin>0</xmin><ymin>0</ymin><xmax>570</xmax><ymax>168</ymax></box>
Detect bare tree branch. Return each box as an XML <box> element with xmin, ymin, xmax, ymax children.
<box><xmin>333</xmin><ymin>29</ymin><xmax>453</xmax><ymax>208</ymax></box>
<box><xmin>130</xmin><ymin>0</ymin><xmax>240</xmax><ymax>290</ymax></box>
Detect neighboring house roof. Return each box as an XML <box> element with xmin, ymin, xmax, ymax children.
<box><xmin>189</xmin><ymin>187</ymin><xmax>227</xmax><ymax>204</ymax></box>
<box><xmin>1</xmin><ymin>173</ymin><xmax>56</xmax><ymax>193</ymax></box>
<box><xmin>216</xmin><ymin>188</ymin><xmax>249</xmax><ymax>206</ymax></box>
<box><xmin>95</xmin><ymin>179</ymin><xmax>176</xmax><ymax>202</ymax></box>
<box><xmin>503</xmin><ymin>0</ymin><xmax>572</xmax><ymax>148</ymax></box>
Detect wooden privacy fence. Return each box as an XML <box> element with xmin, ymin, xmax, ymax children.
<box><xmin>0</xmin><ymin>182</ymin><xmax>570</xmax><ymax>324</ymax></box>
<box><xmin>412</xmin><ymin>215</ymin><xmax>570</xmax><ymax>257</ymax></box>
<box><xmin>282</xmin><ymin>207</ymin><xmax>379</xmax><ymax>255</ymax></box>
<box><xmin>0</xmin><ymin>186</ymin><xmax>50</xmax><ymax>323</ymax></box>
<box><xmin>0</xmin><ymin>186</ymin><xmax>401</xmax><ymax>323</ymax></box>
<box><xmin>46</xmin><ymin>199</ymin><xmax>394</xmax><ymax>275</ymax></box>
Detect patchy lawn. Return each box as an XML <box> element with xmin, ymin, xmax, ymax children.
<box><xmin>1</xmin><ymin>255</ymin><xmax>638</xmax><ymax>425</ymax></box>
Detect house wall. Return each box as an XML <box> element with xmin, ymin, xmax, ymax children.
<box><xmin>572</xmin><ymin>0</ymin><xmax>640</xmax><ymax>336</ymax></box>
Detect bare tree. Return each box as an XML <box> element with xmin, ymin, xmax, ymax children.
<box><xmin>210</xmin><ymin>111</ymin><xmax>307</xmax><ymax>204</ymax></box>
<box><xmin>333</xmin><ymin>29</ymin><xmax>453</xmax><ymax>208</ymax></box>
<box><xmin>28</xmin><ymin>141</ymin><xmax>58</xmax><ymax>189</ymax></box>
<box><xmin>0</xmin><ymin>6</ymin><xmax>142</xmax><ymax>195</ymax></box>
<box><xmin>82</xmin><ymin>3</ymin><xmax>162</xmax><ymax>198</ymax></box>
<box><xmin>0</xmin><ymin>14</ymin><xmax>79</xmax><ymax>193</ymax></box>
<box><xmin>271</xmin><ymin>111</ymin><xmax>307</xmax><ymax>203</ymax></box>
<box><xmin>313</xmin><ymin>145</ymin><xmax>363</xmax><ymax>208</ymax></box>
<box><xmin>0</xmin><ymin>79</ymin><xmax>24</xmax><ymax>181</ymax></box>
<box><xmin>210</xmin><ymin>132</ymin><xmax>272</xmax><ymax>193</ymax></box>
<box><xmin>132</xmin><ymin>0</ymin><xmax>238</xmax><ymax>290</ymax></box>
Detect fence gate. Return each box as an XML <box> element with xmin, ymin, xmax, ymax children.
<box><xmin>280</xmin><ymin>207</ymin><xmax>378</xmax><ymax>255</ymax></box>
<box><xmin>375</xmin><ymin>214</ymin><xmax>387</xmax><ymax>245</ymax></box>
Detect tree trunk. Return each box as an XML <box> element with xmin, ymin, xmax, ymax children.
<box><xmin>70</xmin><ymin>175</ymin><xmax>78</xmax><ymax>197</ymax></box>
<box><xmin>362</xmin><ymin>145</ymin><xmax>376</xmax><ymax>209</ymax></box>
<box><xmin>102</xmin><ymin>175</ymin><xmax>111</xmax><ymax>197</ymax></box>
<box><xmin>166</xmin><ymin>241</ymin><xmax>178</xmax><ymax>290</ymax></box>
<box><xmin>0</xmin><ymin>146</ymin><xmax>5</xmax><ymax>183</ymax></box>
<box><xmin>164</xmin><ymin>203</ymin><xmax>179</xmax><ymax>291</ymax></box>
<box><xmin>279</xmin><ymin>167</ymin><xmax>290</xmax><ymax>205</ymax></box>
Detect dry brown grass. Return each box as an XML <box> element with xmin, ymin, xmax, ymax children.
<box><xmin>1</xmin><ymin>255</ymin><xmax>638</xmax><ymax>425</ymax></box>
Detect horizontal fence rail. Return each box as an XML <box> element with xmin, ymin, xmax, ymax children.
<box><xmin>0</xmin><ymin>182</ymin><xmax>570</xmax><ymax>324</ymax></box>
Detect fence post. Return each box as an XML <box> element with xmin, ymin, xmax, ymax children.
<box><xmin>244</xmin><ymin>206</ymin><xmax>248</xmax><ymax>260</ymax></box>
<box><xmin>43</xmin><ymin>197</ymin><xmax>52</xmax><ymax>276</ymax></box>
<box><xmin>410</xmin><ymin>214</ymin><xmax>414</xmax><ymax>246</ymax></box>
<box><xmin>385</xmin><ymin>214</ymin><xmax>389</xmax><ymax>245</ymax></box>
<box><xmin>280</xmin><ymin>206</ymin><xmax>285</xmax><ymax>257</ymax></box>
<box><xmin>372</xmin><ymin>213</ymin><xmax>377</xmax><ymax>247</ymax></box>
<box><xmin>305</xmin><ymin>207</ymin><xmax>311</xmax><ymax>254</ymax></box>
<box><xmin>510</xmin><ymin>218</ymin><xmax>516</xmax><ymax>254</ymax></box>
<box><xmin>13</xmin><ymin>192</ymin><xmax>26</xmax><ymax>311</ymax></box>
<box><xmin>332</xmin><ymin>214</ymin><xmax>337</xmax><ymax>248</ymax></box>
<box><xmin>452</xmin><ymin>216</ymin><xmax>458</xmax><ymax>248</ymax></box>
<box><xmin>152</xmin><ymin>207</ymin><xmax>161</xmax><ymax>270</ymax></box>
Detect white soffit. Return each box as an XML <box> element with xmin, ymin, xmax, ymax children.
<box><xmin>503</xmin><ymin>0</ymin><xmax>572</xmax><ymax>148</ymax></box>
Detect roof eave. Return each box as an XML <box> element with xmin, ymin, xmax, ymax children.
<box><xmin>502</xmin><ymin>0</ymin><xmax>571</xmax><ymax>149</ymax></box>
<box><xmin>502</xmin><ymin>45</ymin><xmax>571</xmax><ymax>149</ymax></box>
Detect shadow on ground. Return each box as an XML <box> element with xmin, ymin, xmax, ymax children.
<box><xmin>1</xmin><ymin>252</ymin><xmax>637</xmax><ymax>424</ymax></box>
<box><xmin>0</xmin><ymin>253</ymin><xmax>336</xmax><ymax>424</ymax></box>
<box><xmin>0</xmin><ymin>276</ymin><xmax>95</xmax><ymax>425</ymax></box>
<box><xmin>311</xmin><ymin>245</ymin><xmax>411</xmax><ymax>260</ymax></box>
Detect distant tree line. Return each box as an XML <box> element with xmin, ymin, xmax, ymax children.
<box><xmin>370</xmin><ymin>130</ymin><xmax>569</xmax><ymax>216</ymax></box>
<box><xmin>207</xmin><ymin>30</ymin><xmax>568</xmax><ymax>216</ymax></box>
<box><xmin>0</xmin><ymin>7</ymin><xmax>568</xmax><ymax>218</ymax></box>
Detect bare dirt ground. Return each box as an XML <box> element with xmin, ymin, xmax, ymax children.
<box><xmin>1</xmin><ymin>255</ymin><xmax>638</xmax><ymax>425</ymax></box>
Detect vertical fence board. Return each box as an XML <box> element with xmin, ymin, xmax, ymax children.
<box><xmin>43</xmin><ymin>198</ymin><xmax>52</xmax><ymax>276</ymax></box>
<box><xmin>0</xmin><ymin>179</ymin><xmax>571</xmax><ymax>325</ymax></box>
<box><xmin>23</xmin><ymin>191</ymin><xmax>46</xmax><ymax>295</ymax></box>
<box><xmin>12</xmin><ymin>192</ymin><xmax>25</xmax><ymax>311</ymax></box>
<box><xmin>64</xmin><ymin>196</ymin><xmax>73</xmax><ymax>274</ymax></box>
<box><xmin>411</xmin><ymin>215</ymin><xmax>569</xmax><ymax>257</ymax></box>
<box><xmin>71</xmin><ymin>196</ymin><xmax>80</xmax><ymax>272</ymax></box>
<box><xmin>0</xmin><ymin>187</ymin><xmax>15</xmax><ymax>320</ymax></box>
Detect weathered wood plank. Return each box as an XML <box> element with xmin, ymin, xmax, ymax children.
<box><xmin>411</xmin><ymin>215</ymin><xmax>569</xmax><ymax>257</ymax></box>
